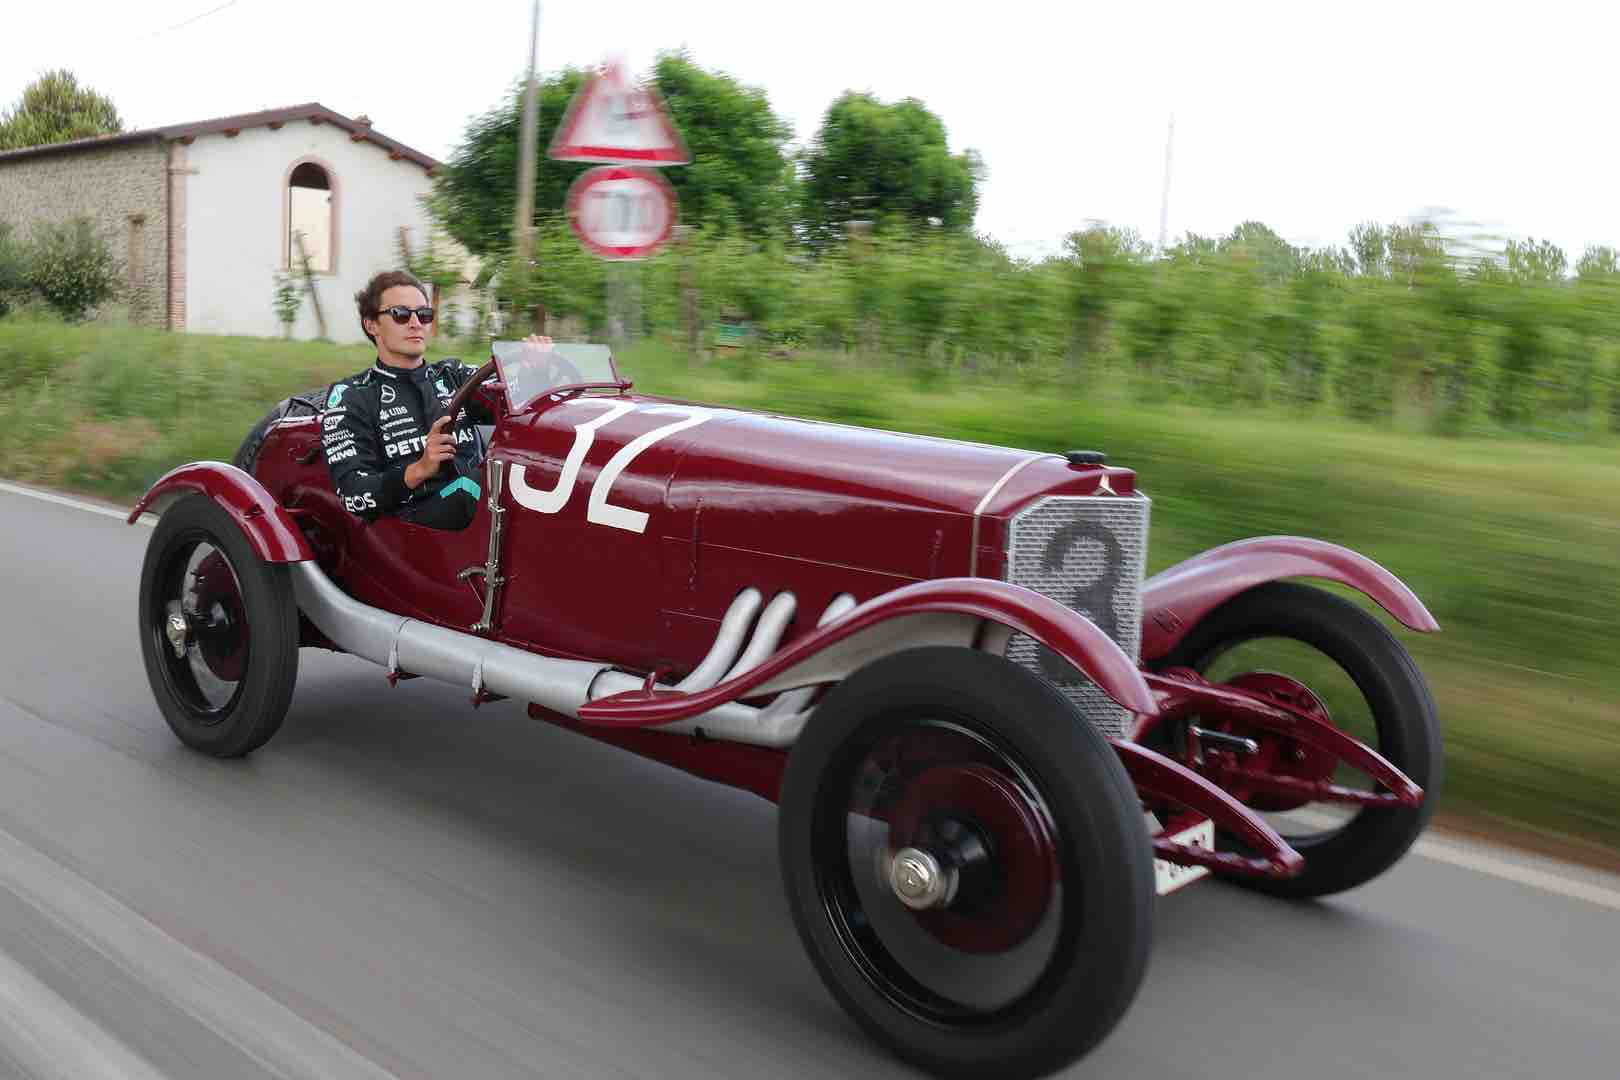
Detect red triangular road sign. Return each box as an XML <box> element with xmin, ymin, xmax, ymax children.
<box><xmin>548</xmin><ymin>64</ymin><xmax>690</xmax><ymax>166</ymax></box>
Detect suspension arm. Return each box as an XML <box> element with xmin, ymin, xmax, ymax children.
<box><xmin>1138</xmin><ymin>671</ymin><xmax>1424</xmax><ymax>808</ymax></box>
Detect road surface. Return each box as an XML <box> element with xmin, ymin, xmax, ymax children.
<box><xmin>0</xmin><ymin>481</ymin><xmax>1614</xmax><ymax>1079</ymax></box>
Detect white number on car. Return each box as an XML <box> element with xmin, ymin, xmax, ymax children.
<box><xmin>508</xmin><ymin>401</ymin><xmax>712</xmax><ymax>533</ymax></box>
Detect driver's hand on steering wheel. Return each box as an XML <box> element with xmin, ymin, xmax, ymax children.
<box><xmin>404</xmin><ymin>416</ymin><xmax>457</xmax><ymax>490</ymax></box>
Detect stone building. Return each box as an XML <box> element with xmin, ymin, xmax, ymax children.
<box><xmin>0</xmin><ymin>103</ymin><xmax>468</xmax><ymax>342</ymax></box>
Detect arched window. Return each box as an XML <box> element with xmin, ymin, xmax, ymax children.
<box><xmin>286</xmin><ymin>160</ymin><xmax>335</xmax><ymax>273</ymax></box>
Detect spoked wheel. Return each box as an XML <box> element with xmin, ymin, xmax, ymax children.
<box><xmin>139</xmin><ymin>494</ymin><xmax>299</xmax><ymax>757</ymax></box>
<box><xmin>1155</xmin><ymin>581</ymin><xmax>1441</xmax><ymax>898</ymax></box>
<box><xmin>780</xmin><ymin>647</ymin><xmax>1153</xmax><ymax>1079</ymax></box>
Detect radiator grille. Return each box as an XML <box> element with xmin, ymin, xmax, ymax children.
<box><xmin>1002</xmin><ymin>494</ymin><xmax>1151</xmax><ymax>737</ymax></box>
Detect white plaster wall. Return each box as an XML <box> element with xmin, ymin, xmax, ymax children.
<box><xmin>182</xmin><ymin>123</ymin><xmax>436</xmax><ymax>343</ymax></box>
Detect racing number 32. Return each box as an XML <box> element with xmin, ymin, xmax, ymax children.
<box><xmin>507</xmin><ymin>401</ymin><xmax>712</xmax><ymax>533</ymax></box>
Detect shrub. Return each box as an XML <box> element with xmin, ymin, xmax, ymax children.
<box><xmin>0</xmin><ymin>221</ymin><xmax>27</xmax><ymax>317</ymax></box>
<box><xmin>28</xmin><ymin>217</ymin><xmax>117</xmax><ymax>321</ymax></box>
<box><xmin>272</xmin><ymin>271</ymin><xmax>302</xmax><ymax>337</ymax></box>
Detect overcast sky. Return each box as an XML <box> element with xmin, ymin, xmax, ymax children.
<box><xmin>5</xmin><ymin>0</ymin><xmax>1616</xmax><ymax>261</ymax></box>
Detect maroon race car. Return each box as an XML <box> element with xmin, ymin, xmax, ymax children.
<box><xmin>129</xmin><ymin>341</ymin><xmax>1441</xmax><ymax>1079</ymax></box>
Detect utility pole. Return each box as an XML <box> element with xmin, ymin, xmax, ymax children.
<box><xmin>512</xmin><ymin>0</ymin><xmax>544</xmax><ymax>331</ymax></box>
<box><xmin>1157</xmin><ymin>114</ymin><xmax>1175</xmax><ymax>256</ymax></box>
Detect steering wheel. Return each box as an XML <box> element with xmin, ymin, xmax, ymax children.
<box><xmin>444</xmin><ymin>359</ymin><xmax>497</xmax><ymax>425</ymax></box>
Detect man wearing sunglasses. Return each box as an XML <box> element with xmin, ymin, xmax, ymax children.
<box><xmin>321</xmin><ymin>270</ymin><xmax>546</xmax><ymax>529</ymax></box>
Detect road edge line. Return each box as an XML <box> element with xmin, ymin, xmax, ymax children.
<box><xmin>0</xmin><ymin>479</ymin><xmax>155</xmax><ymax>526</ymax></box>
<box><xmin>0</xmin><ymin>825</ymin><xmax>400</xmax><ymax>1080</ymax></box>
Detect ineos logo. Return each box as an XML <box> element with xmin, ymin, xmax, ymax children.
<box><xmin>1034</xmin><ymin>522</ymin><xmax>1125</xmax><ymax>686</ymax></box>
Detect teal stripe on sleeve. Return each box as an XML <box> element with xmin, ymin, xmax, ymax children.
<box><xmin>438</xmin><ymin>477</ymin><xmax>481</xmax><ymax>500</ymax></box>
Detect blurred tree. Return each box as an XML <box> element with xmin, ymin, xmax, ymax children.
<box><xmin>1576</xmin><ymin>245</ymin><xmax>1620</xmax><ymax>281</ymax></box>
<box><xmin>1219</xmin><ymin>221</ymin><xmax>1300</xmax><ymax>281</ymax></box>
<box><xmin>1348</xmin><ymin>222</ymin><xmax>1388</xmax><ymax>278</ymax></box>
<box><xmin>1166</xmin><ymin>232</ymin><xmax>1219</xmax><ymax>265</ymax></box>
<box><xmin>433</xmin><ymin>52</ymin><xmax>794</xmax><ymax>256</ymax></box>
<box><xmin>1504</xmin><ymin>237</ymin><xmax>1568</xmax><ymax>283</ymax></box>
<box><xmin>1061</xmin><ymin>224</ymin><xmax>1149</xmax><ymax>360</ymax></box>
<box><xmin>0</xmin><ymin>70</ymin><xmax>122</xmax><ymax>150</ymax></box>
<box><xmin>800</xmin><ymin>93</ymin><xmax>982</xmax><ymax>245</ymax></box>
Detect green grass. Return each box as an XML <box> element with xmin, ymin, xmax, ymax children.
<box><xmin>2</xmin><ymin>319</ymin><xmax>1617</xmax><ymax>850</ymax></box>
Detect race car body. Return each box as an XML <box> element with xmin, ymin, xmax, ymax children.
<box><xmin>130</xmin><ymin>341</ymin><xmax>1440</xmax><ymax>1079</ymax></box>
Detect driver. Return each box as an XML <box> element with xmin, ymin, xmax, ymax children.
<box><xmin>321</xmin><ymin>269</ymin><xmax>549</xmax><ymax>530</ymax></box>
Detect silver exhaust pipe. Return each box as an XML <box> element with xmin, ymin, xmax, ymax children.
<box><xmin>289</xmin><ymin>562</ymin><xmax>842</xmax><ymax>749</ymax></box>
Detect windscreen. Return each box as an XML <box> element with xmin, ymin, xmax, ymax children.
<box><xmin>491</xmin><ymin>340</ymin><xmax>619</xmax><ymax>413</ymax></box>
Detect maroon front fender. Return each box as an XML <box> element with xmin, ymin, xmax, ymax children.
<box><xmin>127</xmin><ymin>461</ymin><xmax>313</xmax><ymax>562</ymax></box>
<box><xmin>578</xmin><ymin>577</ymin><xmax>1157</xmax><ymax>726</ymax></box>
<box><xmin>1140</xmin><ymin>536</ymin><xmax>1439</xmax><ymax>660</ymax></box>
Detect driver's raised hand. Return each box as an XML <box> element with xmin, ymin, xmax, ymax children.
<box><xmin>521</xmin><ymin>333</ymin><xmax>553</xmax><ymax>351</ymax></box>
<box><xmin>404</xmin><ymin>416</ymin><xmax>457</xmax><ymax>489</ymax></box>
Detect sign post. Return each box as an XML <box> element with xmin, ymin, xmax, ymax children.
<box><xmin>513</xmin><ymin>0</ymin><xmax>543</xmax><ymax>331</ymax></box>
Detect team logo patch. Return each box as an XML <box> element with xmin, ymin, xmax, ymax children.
<box><xmin>380</xmin><ymin>384</ymin><xmax>397</xmax><ymax>404</ymax></box>
<box><xmin>327</xmin><ymin>384</ymin><xmax>347</xmax><ymax>408</ymax></box>
<box><xmin>434</xmin><ymin>378</ymin><xmax>450</xmax><ymax>399</ymax></box>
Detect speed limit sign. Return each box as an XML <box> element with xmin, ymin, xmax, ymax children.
<box><xmin>565</xmin><ymin>166</ymin><xmax>677</xmax><ymax>260</ymax></box>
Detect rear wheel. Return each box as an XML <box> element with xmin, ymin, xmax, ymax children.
<box><xmin>1156</xmin><ymin>582</ymin><xmax>1441</xmax><ymax>898</ymax></box>
<box><xmin>138</xmin><ymin>494</ymin><xmax>299</xmax><ymax>757</ymax></box>
<box><xmin>779</xmin><ymin>647</ymin><xmax>1152</xmax><ymax>1079</ymax></box>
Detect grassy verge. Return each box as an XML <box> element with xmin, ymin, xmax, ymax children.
<box><xmin>2</xmin><ymin>319</ymin><xmax>1616</xmax><ymax>850</ymax></box>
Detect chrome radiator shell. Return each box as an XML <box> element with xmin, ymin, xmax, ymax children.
<box><xmin>1001</xmin><ymin>493</ymin><xmax>1152</xmax><ymax>737</ymax></box>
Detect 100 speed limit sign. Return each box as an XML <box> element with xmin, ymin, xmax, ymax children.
<box><xmin>565</xmin><ymin>166</ymin><xmax>677</xmax><ymax>260</ymax></box>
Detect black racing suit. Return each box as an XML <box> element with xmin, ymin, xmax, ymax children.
<box><xmin>321</xmin><ymin>358</ymin><xmax>493</xmax><ymax>529</ymax></box>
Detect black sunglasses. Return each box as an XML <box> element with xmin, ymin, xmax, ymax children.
<box><xmin>380</xmin><ymin>305</ymin><xmax>435</xmax><ymax>325</ymax></box>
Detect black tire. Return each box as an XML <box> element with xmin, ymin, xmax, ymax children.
<box><xmin>779</xmin><ymin>647</ymin><xmax>1153</xmax><ymax>1079</ymax></box>
<box><xmin>138</xmin><ymin>493</ymin><xmax>299</xmax><ymax>757</ymax></box>
<box><xmin>1156</xmin><ymin>581</ymin><xmax>1441</xmax><ymax>898</ymax></box>
<box><xmin>231</xmin><ymin>387</ymin><xmax>326</xmax><ymax>474</ymax></box>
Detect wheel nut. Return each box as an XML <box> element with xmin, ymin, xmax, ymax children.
<box><xmin>890</xmin><ymin>847</ymin><xmax>948</xmax><ymax>910</ymax></box>
<box><xmin>165</xmin><ymin>613</ymin><xmax>190</xmax><ymax>658</ymax></box>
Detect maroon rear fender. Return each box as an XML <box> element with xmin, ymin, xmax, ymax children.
<box><xmin>128</xmin><ymin>461</ymin><xmax>313</xmax><ymax>563</ymax></box>
<box><xmin>578</xmin><ymin>577</ymin><xmax>1158</xmax><ymax>726</ymax></box>
<box><xmin>1139</xmin><ymin>536</ymin><xmax>1439</xmax><ymax>661</ymax></box>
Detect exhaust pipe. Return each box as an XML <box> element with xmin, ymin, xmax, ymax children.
<box><xmin>289</xmin><ymin>562</ymin><xmax>847</xmax><ymax>748</ymax></box>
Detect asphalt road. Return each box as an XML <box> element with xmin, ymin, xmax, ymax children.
<box><xmin>0</xmin><ymin>481</ymin><xmax>1615</xmax><ymax>1080</ymax></box>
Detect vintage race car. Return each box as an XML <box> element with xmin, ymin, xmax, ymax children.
<box><xmin>129</xmin><ymin>342</ymin><xmax>1441</xmax><ymax>1079</ymax></box>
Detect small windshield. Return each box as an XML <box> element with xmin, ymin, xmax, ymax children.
<box><xmin>491</xmin><ymin>340</ymin><xmax>620</xmax><ymax>412</ymax></box>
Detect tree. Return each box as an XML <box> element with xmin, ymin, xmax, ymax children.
<box><xmin>800</xmin><ymin>92</ymin><xmax>982</xmax><ymax>244</ymax></box>
<box><xmin>1348</xmin><ymin>222</ymin><xmax>1388</xmax><ymax>278</ymax></box>
<box><xmin>1576</xmin><ymin>245</ymin><xmax>1620</xmax><ymax>281</ymax></box>
<box><xmin>433</xmin><ymin>52</ymin><xmax>794</xmax><ymax>256</ymax></box>
<box><xmin>1503</xmin><ymin>237</ymin><xmax>1568</xmax><ymax>283</ymax></box>
<box><xmin>0</xmin><ymin>70</ymin><xmax>122</xmax><ymax>151</ymax></box>
<box><xmin>1219</xmin><ymin>221</ymin><xmax>1301</xmax><ymax>281</ymax></box>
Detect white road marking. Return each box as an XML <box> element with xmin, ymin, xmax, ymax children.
<box><xmin>0</xmin><ymin>946</ymin><xmax>170</xmax><ymax>1080</ymax></box>
<box><xmin>1276</xmin><ymin>807</ymin><xmax>1620</xmax><ymax>912</ymax></box>
<box><xmin>7</xmin><ymin>476</ymin><xmax>1620</xmax><ymax>913</ymax></box>
<box><xmin>0</xmin><ymin>480</ymin><xmax>155</xmax><ymax>526</ymax></box>
<box><xmin>0</xmin><ymin>826</ymin><xmax>400</xmax><ymax>1080</ymax></box>
<box><xmin>1412</xmin><ymin>836</ymin><xmax>1620</xmax><ymax>913</ymax></box>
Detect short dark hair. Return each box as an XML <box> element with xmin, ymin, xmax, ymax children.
<box><xmin>355</xmin><ymin>270</ymin><xmax>429</xmax><ymax>344</ymax></box>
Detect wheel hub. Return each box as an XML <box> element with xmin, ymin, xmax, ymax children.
<box><xmin>889</xmin><ymin>847</ymin><xmax>953</xmax><ymax>910</ymax></box>
<box><xmin>887</xmin><ymin>763</ymin><xmax>1056</xmax><ymax>953</ymax></box>
<box><xmin>164</xmin><ymin>613</ymin><xmax>190</xmax><ymax>658</ymax></box>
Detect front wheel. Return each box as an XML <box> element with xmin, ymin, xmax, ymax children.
<box><xmin>1156</xmin><ymin>581</ymin><xmax>1441</xmax><ymax>898</ymax></box>
<box><xmin>779</xmin><ymin>647</ymin><xmax>1153</xmax><ymax>1079</ymax></box>
<box><xmin>138</xmin><ymin>493</ymin><xmax>299</xmax><ymax>757</ymax></box>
